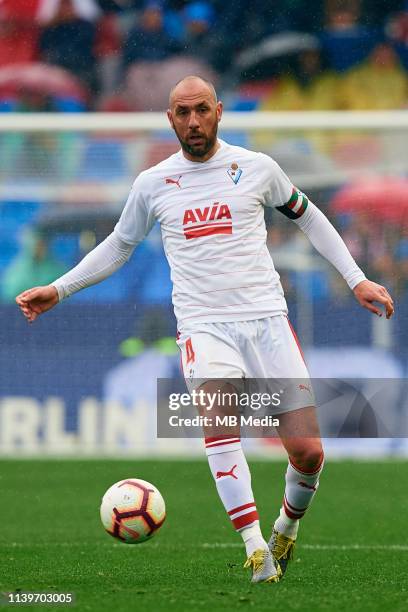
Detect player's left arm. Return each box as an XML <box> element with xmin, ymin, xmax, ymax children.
<box><xmin>260</xmin><ymin>155</ymin><xmax>394</xmax><ymax>318</ymax></box>
<box><xmin>279</xmin><ymin>194</ymin><xmax>394</xmax><ymax>319</ymax></box>
<box><xmin>352</xmin><ymin>279</ymin><xmax>394</xmax><ymax>319</ymax></box>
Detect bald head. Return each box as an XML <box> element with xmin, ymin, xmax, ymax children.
<box><xmin>169</xmin><ymin>75</ymin><xmax>217</xmax><ymax>108</ymax></box>
<box><xmin>167</xmin><ymin>75</ymin><xmax>222</xmax><ymax>162</ymax></box>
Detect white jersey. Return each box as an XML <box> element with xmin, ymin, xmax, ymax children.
<box><xmin>115</xmin><ymin>139</ymin><xmax>305</xmax><ymax>329</ymax></box>
<box><xmin>52</xmin><ymin>140</ymin><xmax>365</xmax><ymax>322</ymax></box>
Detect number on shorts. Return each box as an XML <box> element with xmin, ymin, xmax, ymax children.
<box><xmin>186</xmin><ymin>338</ymin><xmax>195</xmax><ymax>364</ymax></box>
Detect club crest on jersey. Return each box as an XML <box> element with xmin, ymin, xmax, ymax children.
<box><xmin>227</xmin><ymin>162</ymin><xmax>242</xmax><ymax>184</ymax></box>
<box><xmin>182</xmin><ymin>202</ymin><xmax>232</xmax><ymax>240</ymax></box>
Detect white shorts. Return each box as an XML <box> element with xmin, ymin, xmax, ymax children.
<box><xmin>177</xmin><ymin>315</ymin><xmax>314</xmax><ymax>415</ymax></box>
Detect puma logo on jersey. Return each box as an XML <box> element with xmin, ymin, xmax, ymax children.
<box><xmin>183</xmin><ymin>202</ymin><xmax>232</xmax><ymax>240</ymax></box>
<box><xmin>165</xmin><ymin>175</ymin><xmax>182</xmax><ymax>188</ymax></box>
<box><xmin>216</xmin><ymin>464</ymin><xmax>238</xmax><ymax>480</ymax></box>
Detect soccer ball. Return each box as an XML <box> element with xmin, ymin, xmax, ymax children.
<box><xmin>100</xmin><ymin>478</ymin><xmax>166</xmax><ymax>544</ymax></box>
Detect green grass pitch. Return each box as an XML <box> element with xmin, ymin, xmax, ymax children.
<box><xmin>0</xmin><ymin>459</ymin><xmax>407</xmax><ymax>612</ymax></box>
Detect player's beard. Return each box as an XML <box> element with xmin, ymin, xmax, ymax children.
<box><xmin>174</xmin><ymin>121</ymin><xmax>218</xmax><ymax>159</ymax></box>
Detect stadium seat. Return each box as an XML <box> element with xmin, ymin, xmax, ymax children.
<box><xmin>218</xmin><ymin>129</ymin><xmax>250</xmax><ymax>148</ymax></box>
<box><xmin>0</xmin><ymin>99</ymin><xmax>18</xmax><ymax>112</ymax></box>
<box><xmin>143</xmin><ymin>140</ymin><xmax>180</xmax><ymax>169</ymax></box>
<box><xmin>53</xmin><ymin>97</ymin><xmax>87</xmax><ymax>113</ymax></box>
<box><xmin>68</xmin><ymin>266</ymin><xmax>133</xmax><ymax>303</ymax></box>
<box><xmin>0</xmin><ymin>237</ymin><xmax>19</xmax><ymax>271</ymax></box>
<box><xmin>0</xmin><ymin>200</ymin><xmax>44</xmax><ymax>273</ymax></box>
<box><xmin>77</xmin><ymin>139</ymin><xmax>127</xmax><ymax>181</ymax></box>
<box><xmin>49</xmin><ymin>234</ymin><xmax>80</xmax><ymax>267</ymax></box>
<box><xmin>289</xmin><ymin>269</ymin><xmax>330</xmax><ymax>301</ymax></box>
<box><xmin>0</xmin><ymin>200</ymin><xmax>43</xmax><ymax>228</ymax></box>
<box><xmin>228</xmin><ymin>97</ymin><xmax>260</xmax><ymax>112</ymax></box>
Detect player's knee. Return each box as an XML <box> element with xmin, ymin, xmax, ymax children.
<box><xmin>290</xmin><ymin>443</ymin><xmax>324</xmax><ymax>472</ymax></box>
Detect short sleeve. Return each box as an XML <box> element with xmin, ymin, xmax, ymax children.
<box><xmin>259</xmin><ymin>153</ymin><xmax>309</xmax><ymax>219</ymax></box>
<box><xmin>114</xmin><ymin>174</ymin><xmax>156</xmax><ymax>246</ymax></box>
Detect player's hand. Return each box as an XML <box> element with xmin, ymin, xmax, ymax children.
<box><xmin>15</xmin><ymin>285</ymin><xmax>59</xmax><ymax>323</ymax></box>
<box><xmin>353</xmin><ymin>279</ymin><xmax>394</xmax><ymax>319</ymax></box>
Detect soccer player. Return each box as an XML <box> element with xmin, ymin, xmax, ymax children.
<box><xmin>16</xmin><ymin>76</ymin><xmax>394</xmax><ymax>584</ymax></box>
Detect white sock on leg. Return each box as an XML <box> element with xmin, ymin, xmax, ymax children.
<box><xmin>274</xmin><ymin>454</ymin><xmax>324</xmax><ymax>539</ymax></box>
<box><xmin>274</xmin><ymin>506</ymin><xmax>299</xmax><ymax>539</ymax></box>
<box><xmin>206</xmin><ymin>437</ymin><xmax>268</xmax><ymax>555</ymax></box>
<box><xmin>240</xmin><ymin>522</ymin><xmax>268</xmax><ymax>556</ymax></box>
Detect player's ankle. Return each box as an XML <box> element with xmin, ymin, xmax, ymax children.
<box><xmin>241</xmin><ymin>522</ymin><xmax>269</xmax><ymax>556</ymax></box>
<box><xmin>274</xmin><ymin>508</ymin><xmax>299</xmax><ymax>540</ymax></box>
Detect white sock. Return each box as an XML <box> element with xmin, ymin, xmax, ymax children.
<box><xmin>274</xmin><ymin>506</ymin><xmax>299</xmax><ymax>539</ymax></box>
<box><xmin>274</xmin><ymin>454</ymin><xmax>324</xmax><ymax>540</ymax></box>
<box><xmin>240</xmin><ymin>522</ymin><xmax>269</xmax><ymax>556</ymax></box>
<box><xmin>206</xmin><ymin>437</ymin><xmax>267</xmax><ymax>553</ymax></box>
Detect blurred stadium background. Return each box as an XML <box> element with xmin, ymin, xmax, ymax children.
<box><xmin>0</xmin><ymin>0</ymin><xmax>408</xmax><ymax>458</ymax></box>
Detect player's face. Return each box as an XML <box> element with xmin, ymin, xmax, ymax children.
<box><xmin>167</xmin><ymin>84</ymin><xmax>222</xmax><ymax>162</ymax></box>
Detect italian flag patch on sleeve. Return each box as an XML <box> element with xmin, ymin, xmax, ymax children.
<box><xmin>276</xmin><ymin>187</ymin><xmax>309</xmax><ymax>219</ymax></box>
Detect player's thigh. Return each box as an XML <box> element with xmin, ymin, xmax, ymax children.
<box><xmin>247</xmin><ymin>315</ymin><xmax>314</xmax><ymax>414</ymax></box>
<box><xmin>252</xmin><ymin>316</ymin><xmax>322</xmax><ymax>465</ymax></box>
<box><xmin>266</xmin><ymin>317</ymin><xmax>322</xmax><ymax>463</ymax></box>
<box><xmin>177</xmin><ymin>328</ymin><xmax>244</xmax><ymax>438</ymax></box>
<box><xmin>261</xmin><ymin>315</ymin><xmax>310</xmax><ymax>379</ymax></box>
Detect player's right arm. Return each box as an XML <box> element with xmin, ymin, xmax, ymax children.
<box><xmin>16</xmin><ymin>176</ymin><xmax>155</xmax><ymax>323</ymax></box>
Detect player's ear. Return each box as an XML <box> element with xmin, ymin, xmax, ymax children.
<box><xmin>216</xmin><ymin>101</ymin><xmax>223</xmax><ymax>123</ymax></box>
<box><xmin>167</xmin><ymin>109</ymin><xmax>174</xmax><ymax>129</ymax></box>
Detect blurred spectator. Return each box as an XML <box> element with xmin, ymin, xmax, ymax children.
<box><xmin>0</xmin><ymin>63</ymin><xmax>89</xmax><ymax>112</ymax></box>
<box><xmin>96</xmin><ymin>92</ymin><xmax>132</xmax><ymax>111</ymax></box>
<box><xmin>181</xmin><ymin>2</ymin><xmax>224</xmax><ymax>72</ymax></box>
<box><xmin>11</xmin><ymin>89</ymin><xmax>59</xmax><ymax>113</ymax></box>
<box><xmin>340</xmin><ymin>42</ymin><xmax>408</xmax><ymax>109</ymax></box>
<box><xmin>214</xmin><ymin>0</ymin><xmax>312</xmax><ymax>56</ymax></box>
<box><xmin>0</xmin><ymin>0</ymin><xmax>41</xmax><ymax>67</ymax></box>
<box><xmin>38</xmin><ymin>0</ymin><xmax>100</xmax><ymax>91</ymax></box>
<box><xmin>327</xmin><ymin>210</ymin><xmax>402</xmax><ymax>299</ymax></box>
<box><xmin>162</xmin><ymin>2</ymin><xmax>185</xmax><ymax>42</ymax></box>
<box><xmin>95</xmin><ymin>0</ymin><xmax>126</xmax><ymax>11</ymax></box>
<box><xmin>1</xmin><ymin>229</ymin><xmax>67</xmax><ymax>302</ymax></box>
<box><xmin>386</xmin><ymin>2</ymin><xmax>408</xmax><ymax>71</ymax></box>
<box><xmin>321</xmin><ymin>0</ymin><xmax>379</xmax><ymax>72</ymax></box>
<box><xmin>38</xmin><ymin>0</ymin><xmax>100</xmax><ymax>22</ymax></box>
<box><xmin>394</xmin><ymin>232</ymin><xmax>408</xmax><ymax>295</ymax></box>
<box><xmin>260</xmin><ymin>48</ymin><xmax>341</xmax><ymax>110</ymax></box>
<box><xmin>210</xmin><ymin>0</ymin><xmax>251</xmax><ymax>59</ymax></box>
<box><xmin>123</xmin><ymin>1</ymin><xmax>180</xmax><ymax>67</ymax></box>
<box><xmin>341</xmin><ymin>212</ymin><xmax>389</xmax><ymax>282</ymax></box>
<box><xmin>94</xmin><ymin>12</ymin><xmax>122</xmax><ymax>96</ymax></box>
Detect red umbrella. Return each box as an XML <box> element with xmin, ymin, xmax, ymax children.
<box><xmin>330</xmin><ymin>178</ymin><xmax>408</xmax><ymax>224</ymax></box>
<box><xmin>0</xmin><ymin>63</ymin><xmax>89</xmax><ymax>103</ymax></box>
<box><xmin>0</xmin><ymin>0</ymin><xmax>40</xmax><ymax>19</ymax></box>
